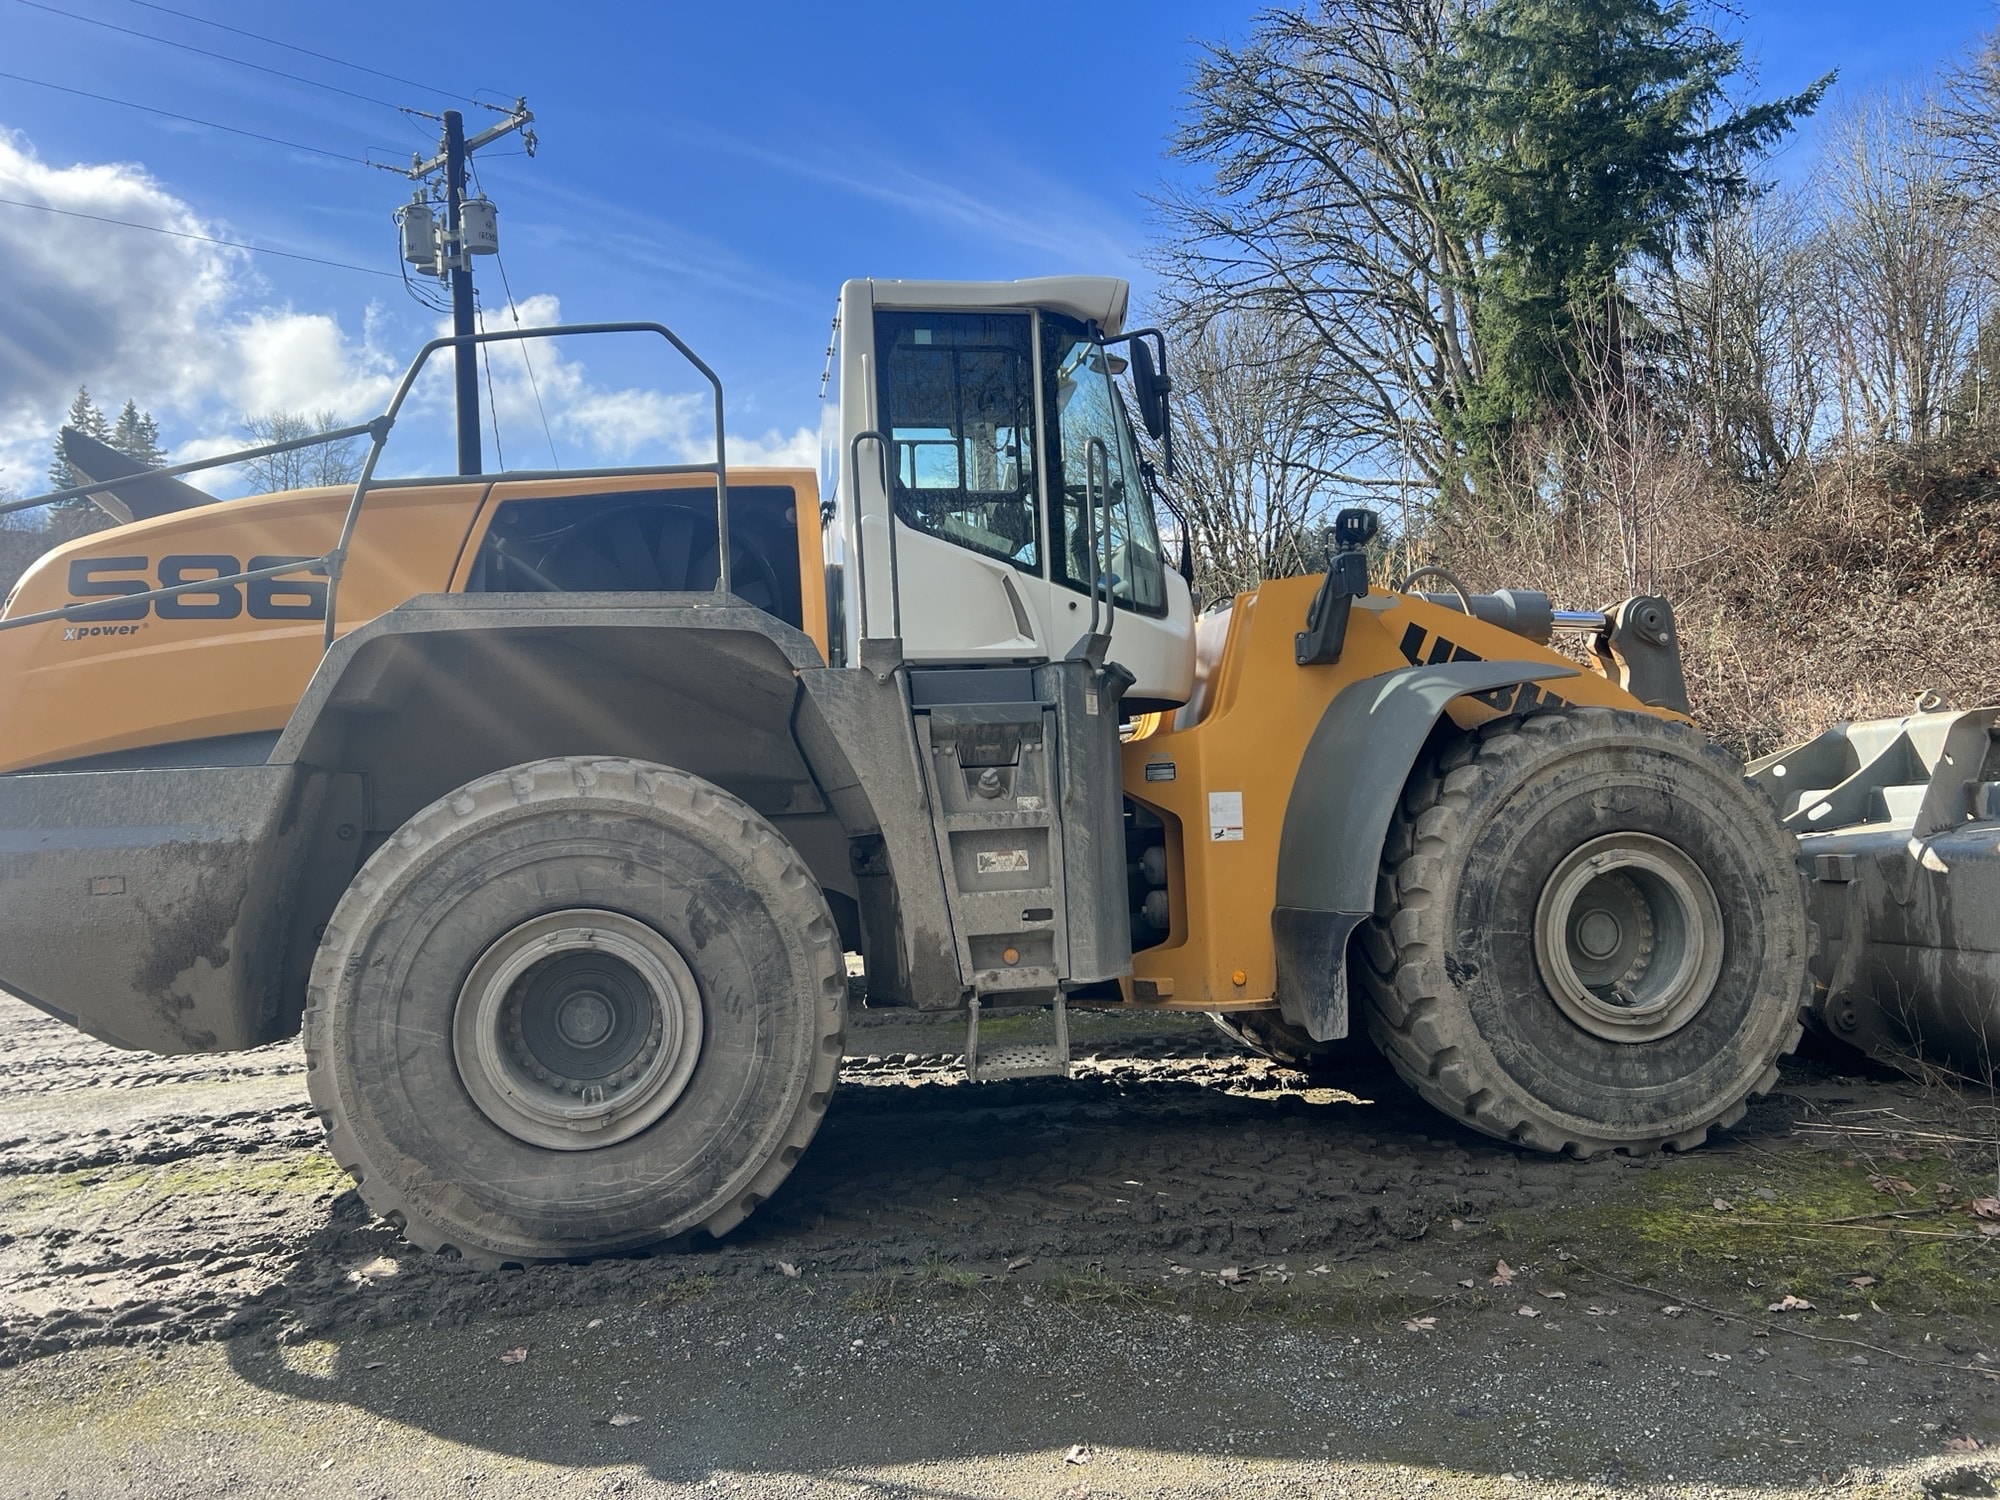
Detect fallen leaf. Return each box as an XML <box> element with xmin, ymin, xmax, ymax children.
<box><xmin>1870</xmin><ymin>1175</ymin><xmax>1918</xmax><ymax>1197</ymax></box>
<box><xmin>1006</xmin><ymin>1256</ymin><xmax>1034</xmax><ymax>1272</ymax></box>
<box><xmin>1450</xmin><ymin>1218</ymin><xmax>1466</xmax><ymax>1231</ymax></box>
<box><xmin>1982</xmin><ymin>1224</ymin><xmax>2000</xmax><ymax>1239</ymax></box>
<box><xmin>362</xmin><ymin>1360</ymin><xmax>386</xmax><ymax>1370</ymax></box>
<box><xmin>1167</xmin><ymin>1264</ymin><xmax>1194</xmax><ymax>1276</ymax></box>
<box><xmin>1403</xmin><ymin>1316</ymin><xmax>1438</xmax><ymax>1333</ymax></box>
<box><xmin>1871</xmin><ymin>1300</ymin><xmax>1888</xmax><ymax>1314</ymax></box>
<box><xmin>1457</xmin><ymin>1279</ymin><xmax>1476</xmax><ymax>1289</ymax></box>
<box><xmin>1660</xmin><ymin>1305</ymin><xmax>1686</xmax><ymax>1318</ymax></box>
<box><xmin>1489</xmin><ymin>1260</ymin><xmax>1516</xmax><ymax>1287</ymax></box>
<box><xmin>1767</xmin><ymin>1295</ymin><xmax>1814</xmax><ymax>1313</ymax></box>
<box><xmin>1585</xmin><ymin>1305</ymin><xmax>1617</xmax><ymax>1317</ymax></box>
<box><xmin>1308</xmin><ymin>1265</ymin><xmax>1331</xmax><ymax>1275</ymax></box>
<box><xmin>586</xmin><ymin>1318</ymin><xmax>604</xmax><ymax>1329</ymax></box>
<box><xmin>608</xmin><ymin>1413</ymin><xmax>641</xmax><ymax>1428</ymax></box>
<box><xmin>1707</xmin><ymin>1352</ymin><xmax>1732</xmax><ymax>1362</ymax></box>
<box><xmin>1539</xmin><ymin>1290</ymin><xmax>1567</xmax><ymax>1301</ymax></box>
<box><xmin>1064</xmin><ymin>1444</ymin><xmax>1092</xmax><ymax>1466</ymax></box>
<box><xmin>498</xmin><ymin>1347</ymin><xmax>528</xmax><ymax>1364</ymax></box>
<box><xmin>1713</xmin><ymin>1197</ymin><xmax>1734</xmax><ymax>1212</ymax></box>
<box><xmin>1516</xmin><ymin>1305</ymin><xmax>1540</xmax><ymax>1319</ymax></box>
<box><xmin>317</xmin><ymin>1458</ymin><xmax>335</xmax><ymax>1472</ymax></box>
<box><xmin>1840</xmin><ymin>1313</ymin><xmax>1862</xmax><ymax>1322</ymax></box>
<box><xmin>776</xmin><ymin>1261</ymin><xmax>801</xmax><ymax>1279</ymax></box>
<box><xmin>1216</xmin><ymin>1267</ymin><xmax>1244</xmax><ymax>1286</ymax></box>
<box><xmin>1945</xmin><ymin>1437</ymin><xmax>1984</xmax><ymax>1454</ymax></box>
<box><xmin>1849</xmin><ymin>1275</ymin><xmax>1878</xmax><ymax>1289</ymax></box>
<box><xmin>1970</xmin><ymin>1198</ymin><xmax>2000</xmax><ymax>1220</ymax></box>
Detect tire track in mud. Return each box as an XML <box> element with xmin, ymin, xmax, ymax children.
<box><xmin>0</xmin><ymin>998</ymin><xmax>1633</xmax><ymax>1369</ymax></box>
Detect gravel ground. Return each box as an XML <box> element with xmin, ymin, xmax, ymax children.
<box><xmin>3</xmin><ymin>991</ymin><xmax>1999</xmax><ymax>1499</ymax></box>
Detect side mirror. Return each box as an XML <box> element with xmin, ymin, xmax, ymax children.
<box><xmin>1130</xmin><ymin>337</ymin><xmax>1172</xmax><ymax>442</ymax></box>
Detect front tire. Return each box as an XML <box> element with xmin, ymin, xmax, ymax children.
<box><xmin>304</xmin><ymin>757</ymin><xmax>845</xmax><ymax>1265</ymax></box>
<box><xmin>1356</xmin><ymin>708</ymin><xmax>1806</xmax><ymax>1155</ymax></box>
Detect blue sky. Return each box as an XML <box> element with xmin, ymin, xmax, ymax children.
<box><xmin>0</xmin><ymin>0</ymin><xmax>1993</xmax><ymax>494</ymax></box>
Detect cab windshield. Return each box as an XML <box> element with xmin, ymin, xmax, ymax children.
<box><xmin>1042</xmin><ymin>314</ymin><xmax>1166</xmax><ymax>615</ymax></box>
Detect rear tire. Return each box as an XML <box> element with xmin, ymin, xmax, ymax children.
<box><xmin>304</xmin><ymin>757</ymin><xmax>845</xmax><ymax>1265</ymax></box>
<box><xmin>1356</xmin><ymin>708</ymin><xmax>1806</xmax><ymax>1155</ymax></box>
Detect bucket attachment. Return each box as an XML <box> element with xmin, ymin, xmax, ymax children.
<box><xmin>1750</xmin><ymin>705</ymin><xmax>2000</xmax><ymax>1080</ymax></box>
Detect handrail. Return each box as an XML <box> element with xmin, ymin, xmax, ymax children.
<box><xmin>1083</xmin><ymin>436</ymin><xmax>1110</xmax><ymax>640</ymax></box>
<box><xmin>0</xmin><ymin>419</ymin><xmax>385</xmax><ymax>518</ymax></box>
<box><xmin>0</xmin><ymin>321</ymin><xmax>731</xmax><ymax>654</ymax></box>
<box><xmin>847</xmin><ymin>429</ymin><xmax>899</xmax><ymax>644</ymax></box>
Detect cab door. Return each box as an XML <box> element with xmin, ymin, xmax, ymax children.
<box><xmin>1027</xmin><ymin>312</ymin><xmax>1192</xmax><ymax>707</ymax></box>
<box><xmin>860</xmin><ymin>303</ymin><xmax>1192</xmax><ymax>705</ymax></box>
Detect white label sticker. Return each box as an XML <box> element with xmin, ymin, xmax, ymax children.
<box><xmin>1208</xmin><ymin>790</ymin><xmax>1245</xmax><ymax>842</ymax></box>
<box><xmin>977</xmin><ymin>848</ymin><xmax>1031</xmax><ymax>875</ymax></box>
<box><xmin>1084</xmin><ymin>690</ymin><xmax>1100</xmax><ymax>716</ymax></box>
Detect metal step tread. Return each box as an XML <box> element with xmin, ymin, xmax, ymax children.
<box><xmin>964</xmin><ymin>995</ymin><xmax>1071</xmax><ymax>1083</ymax></box>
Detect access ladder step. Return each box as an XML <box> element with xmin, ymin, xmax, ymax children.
<box><xmin>964</xmin><ymin>995</ymin><xmax>1071</xmax><ymax>1083</ymax></box>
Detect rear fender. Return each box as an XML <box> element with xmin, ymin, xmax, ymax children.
<box><xmin>1272</xmin><ymin>660</ymin><xmax>1579</xmax><ymax>1042</ymax></box>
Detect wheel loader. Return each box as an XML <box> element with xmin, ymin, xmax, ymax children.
<box><xmin>0</xmin><ymin>278</ymin><xmax>1820</xmax><ymax>1265</ymax></box>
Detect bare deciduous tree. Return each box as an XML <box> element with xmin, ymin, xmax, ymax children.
<box><xmin>1160</xmin><ymin>307</ymin><xmax>1353</xmax><ymax>599</ymax></box>
<box><xmin>1154</xmin><ymin>0</ymin><xmax>1480</xmax><ymax>502</ymax></box>
<box><xmin>1815</xmin><ymin>91</ymin><xmax>1990</xmax><ymax>447</ymax></box>
<box><xmin>1655</xmin><ymin>186</ymin><xmax>1831</xmax><ymax>484</ymax></box>
<box><xmin>241</xmin><ymin>410</ymin><xmax>363</xmax><ymax>493</ymax></box>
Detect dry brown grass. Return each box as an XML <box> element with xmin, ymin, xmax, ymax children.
<box><xmin>1425</xmin><ymin>437</ymin><xmax>2000</xmax><ymax>759</ymax></box>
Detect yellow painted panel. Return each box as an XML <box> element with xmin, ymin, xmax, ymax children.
<box><xmin>0</xmin><ymin>482</ymin><xmax>486</xmax><ymax>772</ymax></box>
<box><xmin>1122</xmin><ymin>579</ymin><xmax>1668</xmax><ymax>1009</ymax></box>
<box><xmin>0</xmin><ymin>467</ymin><xmax>826</xmax><ymax>774</ymax></box>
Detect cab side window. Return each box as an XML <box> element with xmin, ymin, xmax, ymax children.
<box><xmin>875</xmin><ymin>311</ymin><xmax>1039</xmax><ymax>570</ymax></box>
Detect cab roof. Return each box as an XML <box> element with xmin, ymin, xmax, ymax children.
<box><xmin>855</xmin><ymin>276</ymin><xmax>1129</xmax><ymax>337</ymax></box>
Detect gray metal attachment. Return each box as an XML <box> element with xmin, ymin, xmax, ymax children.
<box><xmin>1751</xmin><ymin>705</ymin><xmax>2000</xmax><ymax>1080</ymax></box>
<box><xmin>964</xmin><ymin>995</ymin><xmax>1072</xmax><ymax>1082</ymax></box>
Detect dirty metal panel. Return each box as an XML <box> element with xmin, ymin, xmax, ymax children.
<box><xmin>0</xmin><ymin>764</ymin><xmax>303</xmax><ymax>1053</ymax></box>
<box><xmin>1768</xmin><ymin>705</ymin><xmax>2000</xmax><ymax>1078</ymax></box>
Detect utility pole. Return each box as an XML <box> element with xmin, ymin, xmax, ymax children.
<box><xmin>392</xmin><ymin>99</ymin><xmax>536</xmax><ymax>477</ymax></box>
<box><xmin>442</xmin><ymin>110</ymin><xmax>479</xmax><ymax>476</ymax></box>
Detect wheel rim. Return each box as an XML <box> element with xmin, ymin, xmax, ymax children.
<box><xmin>1532</xmin><ymin>832</ymin><xmax>1725</xmax><ymax>1043</ymax></box>
<box><xmin>452</xmin><ymin>909</ymin><xmax>703</xmax><ymax>1151</ymax></box>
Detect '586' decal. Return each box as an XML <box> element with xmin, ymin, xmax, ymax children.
<box><xmin>68</xmin><ymin>555</ymin><xmax>328</xmax><ymax>621</ymax></box>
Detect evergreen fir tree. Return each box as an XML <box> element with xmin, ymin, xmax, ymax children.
<box><xmin>1422</xmin><ymin>0</ymin><xmax>1831</xmax><ymax>460</ymax></box>
<box><xmin>109</xmin><ymin>400</ymin><xmax>166</xmax><ymax>468</ymax></box>
<box><xmin>48</xmin><ymin>387</ymin><xmax>109</xmax><ymax>491</ymax></box>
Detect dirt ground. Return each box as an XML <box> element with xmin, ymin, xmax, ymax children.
<box><xmin>5</xmin><ymin>992</ymin><xmax>2000</xmax><ymax>1500</ymax></box>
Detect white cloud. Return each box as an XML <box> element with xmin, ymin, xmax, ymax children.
<box><xmin>0</xmin><ymin>131</ymin><xmax>402</xmax><ymax>494</ymax></box>
<box><xmin>729</xmin><ymin>425</ymin><xmax>817</xmax><ymax>468</ymax></box>
<box><xmin>468</xmin><ymin>295</ymin><xmax>819</xmax><ymax>472</ymax></box>
<box><xmin>0</xmin><ymin>131</ymin><xmax>237</xmax><ymax>482</ymax></box>
<box><xmin>0</xmin><ymin>136</ymin><xmax>816</xmax><ymax>499</ymax></box>
<box><xmin>226</xmin><ymin>307</ymin><xmax>397</xmax><ymax>421</ymax></box>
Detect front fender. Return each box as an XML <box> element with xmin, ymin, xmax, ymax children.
<box><xmin>1272</xmin><ymin>659</ymin><xmax>1580</xmax><ymax>1041</ymax></box>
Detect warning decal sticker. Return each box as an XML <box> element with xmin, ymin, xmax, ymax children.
<box><xmin>1208</xmin><ymin>790</ymin><xmax>1244</xmax><ymax>842</ymax></box>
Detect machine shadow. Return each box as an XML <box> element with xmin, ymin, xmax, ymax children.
<box><xmin>215</xmin><ymin>1057</ymin><xmax>1832</xmax><ymax>1491</ymax></box>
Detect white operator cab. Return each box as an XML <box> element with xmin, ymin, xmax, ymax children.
<box><xmin>827</xmin><ymin>276</ymin><xmax>1197</xmax><ymax>711</ymax></box>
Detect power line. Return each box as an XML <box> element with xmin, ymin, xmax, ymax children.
<box><xmin>0</xmin><ymin>195</ymin><xmax>400</xmax><ymax>277</ymax></box>
<box><xmin>0</xmin><ymin>70</ymin><xmax>374</xmax><ymax>165</ymax></box>
<box><xmin>14</xmin><ymin>0</ymin><xmax>404</xmax><ymax>112</ymax></box>
<box><xmin>471</xmin><ymin>155</ymin><xmax>559</xmax><ymax>467</ymax></box>
<box><xmin>119</xmin><ymin>0</ymin><xmax>477</xmax><ymax>105</ymax></box>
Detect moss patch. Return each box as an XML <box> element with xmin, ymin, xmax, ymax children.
<box><xmin>1540</xmin><ymin>1143</ymin><xmax>2000</xmax><ymax>1320</ymax></box>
